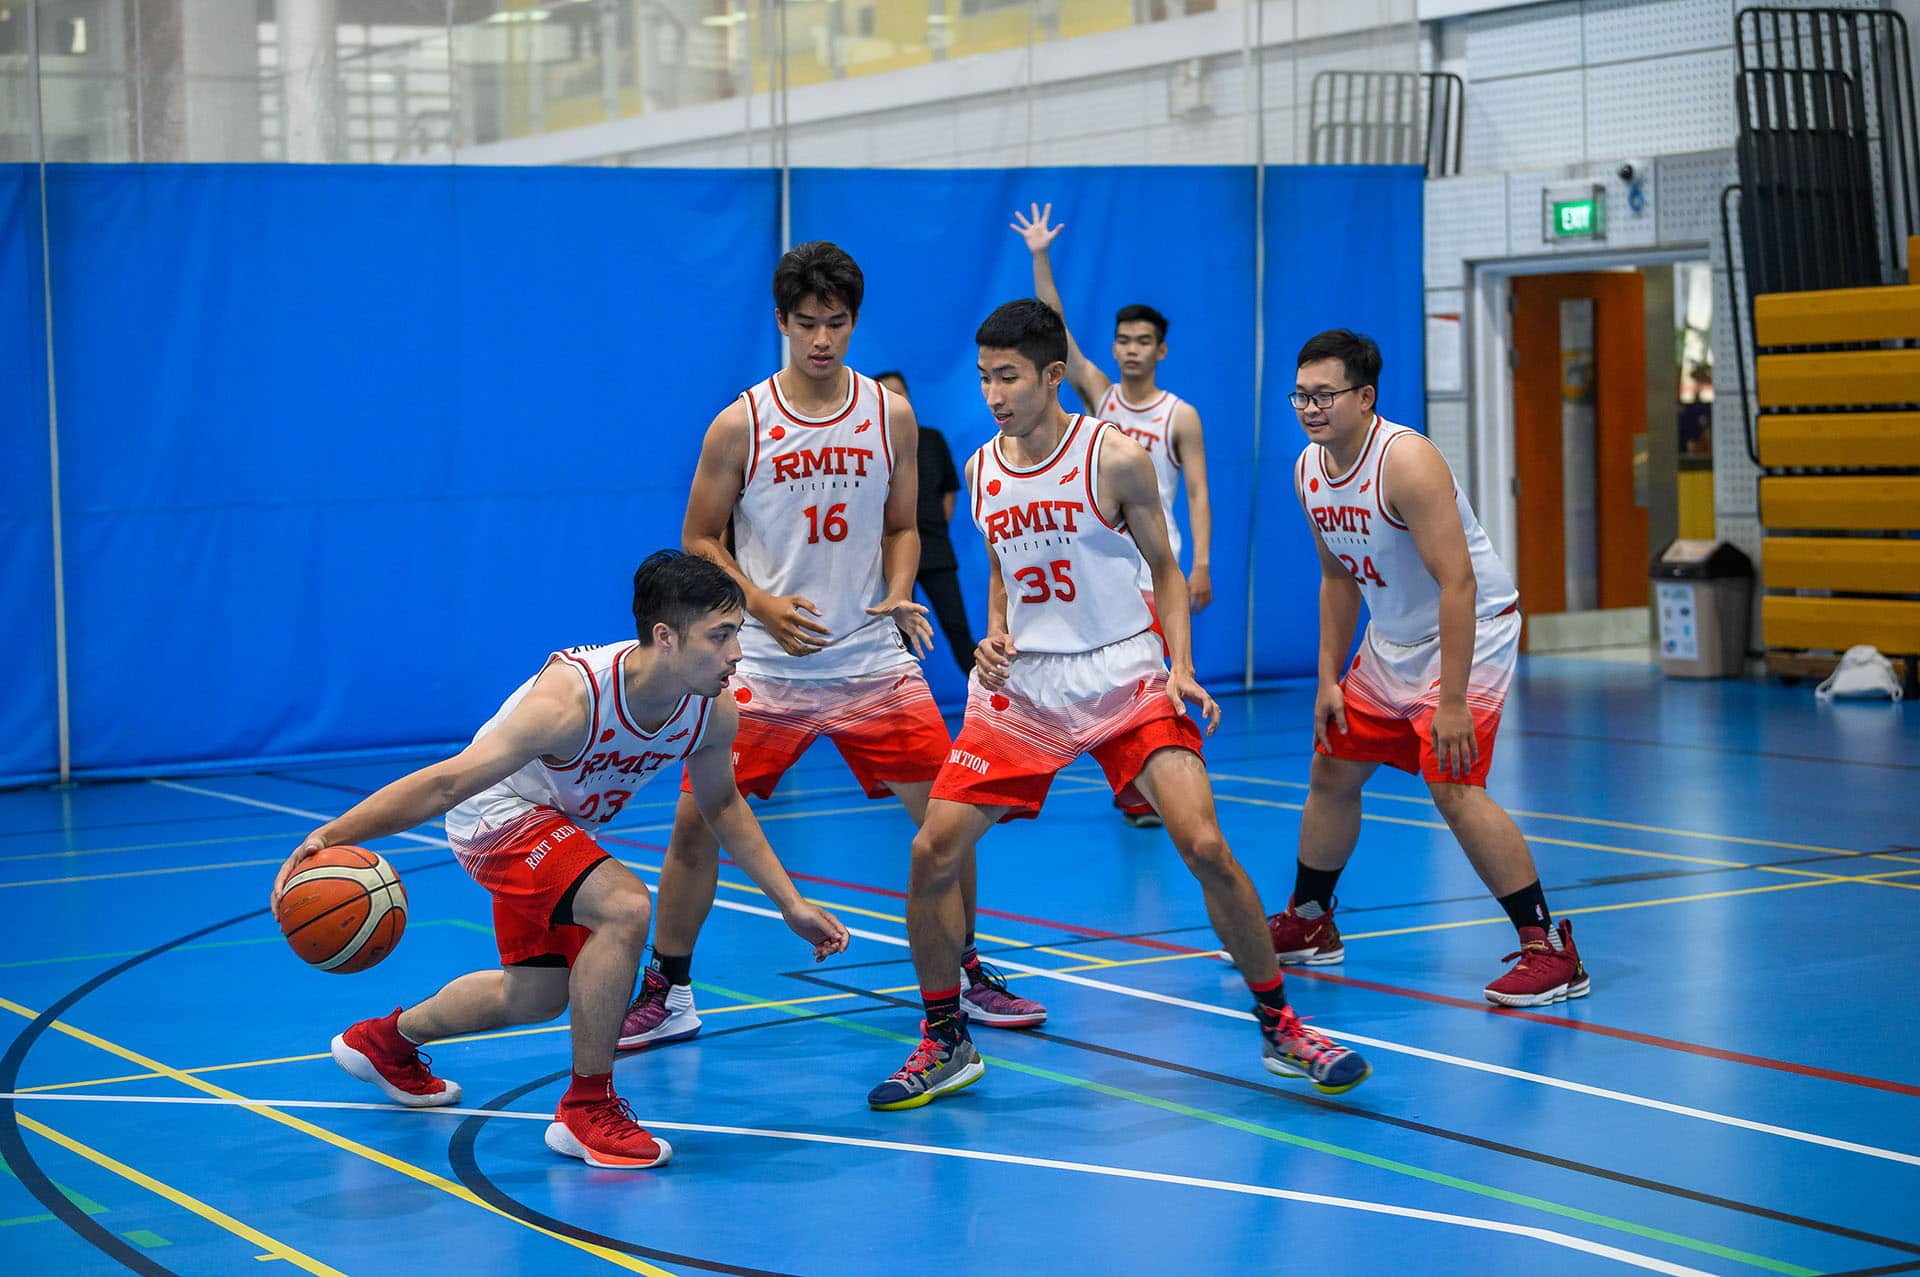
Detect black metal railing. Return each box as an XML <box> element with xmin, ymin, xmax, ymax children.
<box><xmin>1308</xmin><ymin>70</ymin><xmax>1464</xmax><ymax>177</ymax></box>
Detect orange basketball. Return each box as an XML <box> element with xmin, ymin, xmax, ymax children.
<box><xmin>279</xmin><ymin>846</ymin><xmax>407</xmax><ymax>974</ymax></box>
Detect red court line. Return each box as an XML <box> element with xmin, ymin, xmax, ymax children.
<box><xmin>604</xmin><ymin>835</ymin><xmax>1920</xmax><ymax>1097</ymax></box>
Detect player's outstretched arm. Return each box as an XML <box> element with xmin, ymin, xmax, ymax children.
<box><xmin>1105</xmin><ymin>429</ymin><xmax>1219</xmax><ymax>732</ymax></box>
<box><xmin>1011</xmin><ymin>202</ymin><xmax>1111</xmax><ymax>411</ymax></box>
<box><xmin>269</xmin><ymin>665</ymin><xmax>589</xmax><ymax>916</ymax></box>
<box><xmin>685</xmin><ymin>700</ymin><xmax>850</xmax><ymax>960</ymax></box>
<box><xmin>684</xmin><ymin>400</ymin><xmax>830</xmax><ymax>657</ymax></box>
<box><xmin>1390</xmin><ymin>438</ymin><xmax>1481</xmax><ymax>778</ymax></box>
<box><xmin>867</xmin><ymin>388</ymin><xmax>934</xmax><ymax>659</ymax></box>
<box><xmin>1170</xmin><ymin>402</ymin><xmax>1213</xmax><ymax>611</ymax></box>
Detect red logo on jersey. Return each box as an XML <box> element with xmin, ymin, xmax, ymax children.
<box><xmin>599</xmin><ymin>729</ymin><xmax>616</xmax><ymax>743</ymax></box>
<box><xmin>990</xmin><ymin>693</ymin><xmax>1010</xmax><ymax>712</ymax></box>
<box><xmin>769</xmin><ymin>425</ymin><xmax>786</xmax><ymax>441</ymax></box>
<box><xmin>1311</xmin><ymin>506</ymin><xmax>1375</xmax><ymax>535</ymax></box>
<box><xmin>665</xmin><ymin>729</ymin><xmax>689</xmax><ymax>742</ymax></box>
<box><xmin>986</xmin><ymin>479</ymin><xmax>1002</xmax><ymax>496</ymax></box>
<box><xmin>984</xmin><ymin>499</ymin><xmax>1086</xmax><ymax>545</ymax></box>
<box><xmin>1151</xmin><ymin>415</ymin><xmax>1164</xmax><ymax>424</ymax></box>
<box><xmin>1059</xmin><ymin>467</ymin><xmax>1080</xmax><ymax>485</ymax></box>
<box><xmin>770</xmin><ymin>445</ymin><xmax>876</xmax><ymax>483</ymax></box>
<box><xmin>1309</xmin><ymin>477</ymin><xmax>1320</xmax><ymax>493</ymax></box>
<box><xmin>734</xmin><ymin>687</ymin><xmax>753</xmax><ymax>705</ymax></box>
<box><xmin>855</xmin><ymin>419</ymin><xmax>872</xmax><ymax>433</ymax></box>
<box><xmin>891</xmin><ymin>673</ymin><xmax>913</xmax><ymax>690</ymax></box>
<box><xmin>1359</xmin><ymin>480</ymin><xmax>1372</xmax><ymax>493</ymax></box>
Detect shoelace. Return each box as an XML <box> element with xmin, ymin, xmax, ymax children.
<box><xmin>582</xmin><ymin>1094</ymin><xmax>645</xmax><ymax>1138</ymax></box>
<box><xmin>1499</xmin><ymin>940</ymin><xmax>1552</xmax><ymax>966</ymax></box>
<box><xmin>626</xmin><ymin>970</ymin><xmax>668</xmax><ymax>1014</ymax></box>
<box><xmin>968</xmin><ymin>960</ymin><xmax>1015</xmax><ymax>994</ymax></box>
<box><xmin>393</xmin><ymin>1047</ymin><xmax>437</xmax><ymax>1087</ymax></box>
<box><xmin>1267</xmin><ymin>1010</ymin><xmax>1342</xmax><ymax>1066</ymax></box>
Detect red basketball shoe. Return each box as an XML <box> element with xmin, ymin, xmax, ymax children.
<box><xmin>1266</xmin><ymin>898</ymin><xmax>1345</xmax><ymax>965</ymax></box>
<box><xmin>546</xmin><ymin>1089</ymin><xmax>673</xmax><ymax>1169</ymax></box>
<box><xmin>330</xmin><ymin>1007</ymin><xmax>461</xmax><ymax>1107</ymax></box>
<box><xmin>1485</xmin><ymin>920</ymin><xmax>1591</xmax><ymax>1007</ymax></box>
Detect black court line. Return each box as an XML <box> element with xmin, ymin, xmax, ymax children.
<box><xmin>1826</xmin><ymin>1263</ymin><xmax>1920</xmax><ymax>1277</ymax></box>
<box><xmin>449</xmin><ymin>1003</ymin><xmax>901</xmax><ymax>1277</ymax></box>
<box><xmin>787</xmin><ymin>971</ymin><xmax>1920</xmax><ymax>1264</ymax></box>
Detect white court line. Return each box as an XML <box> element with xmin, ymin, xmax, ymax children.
<box><xmin>0</xmin><ymin>1091</ymin><xmax>1712</xmax><ymax>1276</ymax></box>
<box><xmin>165</xmin><ymin>778</ymin><xmax>1920</xmax><ymax>1172</ymax></box>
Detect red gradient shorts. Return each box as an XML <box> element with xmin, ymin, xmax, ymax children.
<box><xmin>931</xmin><ymin>630</ymin><xmax>1203</xmax><ymax>819</ymax></box>
<box><xmin>1316</xmin><ymin>609</ymin><xmax>1521</xmax><ymax>787</ymax></box>
<box><xmin>681</xmin><ymin>664</ymin><xmax>950</xmax><ymax>800</ymax></box>
<box><xmin>448</xmin><ymin>809</ymin><xmax>609</xmax><ymax>966</ymax></box>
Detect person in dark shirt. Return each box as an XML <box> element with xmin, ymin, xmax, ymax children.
<box><xmin>878</xmin><ymin>371</ymin><xmax>975</xmax><ymax>674</ymax></box>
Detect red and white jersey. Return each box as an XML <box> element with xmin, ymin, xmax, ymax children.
<box><xmin>1095</xmin><ymin>386</ymin><xmax>1185</xmax><ymax>589</ymax></box>
<box><xmin>971</xmin><ymin>416</ymin><xmax>1154</xmax><ymax>655</ymax></box>
<box><xmin>732</xmin><ymin>369</ymin><xmax>913</xmax><ymax>680</ymax></box>
<box><xmin>446</xmin><ymin>642</ymin><xmax>713</xmax><ymax>849</ymax></box>
<box><xmin>1295</xmin><ymin>415</ymin><xmax>1518</xmax><ymax>646</ymax></box>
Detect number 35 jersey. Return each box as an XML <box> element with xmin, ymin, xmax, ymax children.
<box><xmin>970</xmin><ymin>416</ymin><xmax>1154</xmax><ymax>655</ymax></box>
<box><xmin>733</xmin><ymin>369</ymin><xmax>914</xmax><ymax>680</ymax></box>
<box><xmin>1295</xmin><ymin>415</ymin><xmax>1518</xmax><ymax>646</ymax></box>
<box><xmin>446</xmin><ymin>642</ymin><xmax>714</xmax><ymax>851</ymax></box>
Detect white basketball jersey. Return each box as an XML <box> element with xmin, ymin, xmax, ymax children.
<box><xmin>1295</xmin><ymin>416</ymin><xmax>1518</xmax><ymax>645</ymax></box>
<box><xmin>1096</xmin><ymin>386</ymin><xmax>1184</xmax><ymax>590</ymax></box>
<box><xmin>732</xmin><ymin>369</ymin><xmax>913</xmax><ymax>680</ymax></box>
<box><xmin>971</xmin><ymin>416</ymin><xmax>1154</xmax><ymax>655</ymax></box>
<box><xmin>446</xmin><ymin>642</ymin><xmax>713</xmax><ymax>847</ymax></box>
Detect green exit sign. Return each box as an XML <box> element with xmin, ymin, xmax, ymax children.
<box><xmin>1543</xmin><ymin>187</ymin><xmax>1607</xmax><ymax>243</ymax></box>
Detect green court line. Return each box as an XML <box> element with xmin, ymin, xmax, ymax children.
<box><xmin>692</xmin><ymin>980</ymin><xmax>1817</xmax><ymax>1277</ymax></box>
<box><xmin>0</xmin><ymin>1155</ymin><xmax>109</xmax><ymax>1219</ymax></box>
<box><xmin>0</xmin><ymin>919</ymin><xmax>494</xmax><ymax>971</ymax></box>
<box><xmin>123</xmin><ymin>1227</ymin><xmax>171</xmax><ymax>1248</ymax></box>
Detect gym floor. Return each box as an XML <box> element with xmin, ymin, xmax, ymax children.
<box><xmin>2</xmin><ymin>660</ymin><xmax>1915</xmax><ymax>1276</ymax></box>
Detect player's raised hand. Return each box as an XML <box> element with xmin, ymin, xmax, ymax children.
<box><xmin>866</xmin><ymin>595</ymin><xmax>935</xmax><ymax>659</ymax></box>
<box><xmin>269</xmin><ymin>833</ymin><xmax>328</xmax><ymax>919</ymax></box>
<box><xmin>974</xmin><ymin>632</ymin><xmax>1017</xmax><ymax>690</ymax></box>
<box><xmin>753</xmin><ymin>592</ymin><xmax>832</xmax><ymax>656</ymax></box>
<box><xmin>1313</xmin><ymin>680</ymin><xmax>1349</xmax><ymax>752</ymax></box>
<box><xmin>1166</xmin><ymin>668</ymin><xmax>1222</xmax><ymax>734</ymax></box>
<box><xmin>784</xmin><ymin>901</ymin><xmax>851</xmax><ymax>961</ymax></box>
<box><xmin>1010</xmin><ymin>202</ymin><xmax>1064</xmax><ymax>254</ymax></box>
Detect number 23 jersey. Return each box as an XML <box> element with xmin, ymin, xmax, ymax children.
<box><xmin>733</xmin><ymin>369</ymin><xmax>914</xmax><ymax>680</ymax></box>
<box><xmin>1295</xmin><ymin>415</ymin><xmax>1517</xmax><ymax>645</ymax></box>
<box><xmin>970</xmin><ymin>416</ymin><xmax>1154</xmax><ymax>655</ymax></box>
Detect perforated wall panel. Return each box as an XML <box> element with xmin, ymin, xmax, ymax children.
<box><xmin>1424</xmin><ymin>174</ymin><xmax>1510</xmax><ymax>286</ymax></box>
<box><xmin>1466</xmin><ymin>1</ymin><xmax>1585</xmax><ymax>79</ymax></box>
<box><xmin>1655</xmin><ymin>149</ymin><xmax>1736</xmax><ymax>244</ymax></box>
<box><xmin>1584</xmin><ymin>0</ymin><xmax>1733</xmax><ymax>63</ymax></box>
<box><xmin>1465</xmin><ymin>70</ymin><xmax>1587</xmax><ymax>170</ymax></box>
<box><xmin>1425</xmin><ymin>397</ymin><xmax>1472</xmax><ymax>476</ymax></box>
<box><xmin>1585</xmin><ymin>50</ymin><xmax>1737</xmax><ymax>157</ymax></box>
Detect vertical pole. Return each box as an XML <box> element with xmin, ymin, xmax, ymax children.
<box><xmin>27</xmin><ymin>1</ymin><xmax>73</xmax><ymax>783</ymax></box>
<box><xmin>1244</xmin><ymin>0</ymin><xmax>1266</xmax><ymax>691</ymax></box>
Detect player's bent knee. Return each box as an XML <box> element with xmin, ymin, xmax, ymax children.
<box><xmin>581</xmin><ymin>883</ymin><xmax>653</xmax><ymax>945</ymax></box>
<box><xmin>909</xmin><ymin>830</ymin><xmax>965</xmax><ymax>882</ymax></box>
<box><xmin>1174</xmin><ymin>829</ymin><xmax>1234</xmax><ymax>875</ymax></box>
<box><xmin>1427</xmin><ymin>782</ymin><xmax>1481</xmax><ymax>821</ymax></box>
<box><xmin>1308</xmin><ymin>752</ymin><xmax>1369</xmax><ymax>799</ymax></box>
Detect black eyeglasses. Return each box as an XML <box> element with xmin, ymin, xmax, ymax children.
<box><xmin>1289</xmin><ymin>386</ymin><xmax>1361</xmax><ymax>410</ymax></box>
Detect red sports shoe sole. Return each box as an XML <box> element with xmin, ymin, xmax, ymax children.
<box><xmin>544</xmin><ymin>1121</ymin><xmax>673</xmax><ymax>1169</ymax></box>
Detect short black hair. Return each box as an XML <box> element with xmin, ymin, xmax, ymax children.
<box><xmin>1296</xmin><ymin>329</ymin><xmax>1382</xmax><ymax>390</ymax></box>
<box><xmin>631</xmin><ymin>550</ymin><xmax>745</xmax><ymax>645</ymax></box>
<box><xmin>976</xmin><ymin>299</ymin><xmax>1069</xmax><ymax>374</ymax></box>
<box><xmin>1114</xmin><ymin>304</ymin><xmax>1168</xmax><ymax>343</ymax></box>
<box><xmin>773</xmin><ymin>241</ymin><xmax>864</xmax><ymax>321</ymax></box>
<box><xmin>874</xmin><ymin>370</ymin><xmax>908</xmax><ymax>393</ymax></box>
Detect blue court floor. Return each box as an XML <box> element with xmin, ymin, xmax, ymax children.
<box><xmin>2</xmin><ymin>659</ymin><xmax>1916</xmax><ymax>1276</ymax></box>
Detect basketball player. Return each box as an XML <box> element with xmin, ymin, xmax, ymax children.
<box><xmin>866</xmin><ymin>300</ymin><xmax>1370</xmax><ymax>1110</ymax></box>
<box><xmin>1014</xmin><ymin>203</ymin><xmax>1213</xmax><ymax>829</ymax></box>
<box><xmin>1275</xmin><ymin>329</ymin><xmax>1589</xmax><ymax>1006</ymax></box>
<box><xmin>268</xmin><ymin>552</ymin><xmax>850</xmax><ymax>1169</ymax></box>
<box><xmin>622</xmin><ymin>243</ymin><xmax>1046</xmax><ymax>1052</ymax></box>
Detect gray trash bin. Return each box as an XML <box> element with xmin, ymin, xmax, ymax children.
<box><xmin>1651</xmin><ymin>540</ymin><xmax>1754</xmax><ymax>678</ymax></box>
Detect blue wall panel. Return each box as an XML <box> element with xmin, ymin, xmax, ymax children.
<box><xmin>1255</xmin><ymin>165</ymin><xmax>1428</xmax><ymax>679</ymax></box>
<box><xmin>791</xmin><ymin>166</ymin><xmax>1258</xmax><ymax>704</ymax></box>
<box><xmin>0</xmin><ymin>167</ymin><xmax>58</xmax><ymax>786</ymax></box>
<box><xmin>46</xmin><ymin>165</ymin><xmax>778</xmax><ymax>772</ymax></box>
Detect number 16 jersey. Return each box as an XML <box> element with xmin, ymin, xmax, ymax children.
<box><xmin>733</xmin><ymin>369</ymin><xmax>914</xmax><ymax>680</ymax></box>
<box><xmin>970</xmin><ymin>415</ymin><xmax>1153</xmax><ymax>655</ymax></box>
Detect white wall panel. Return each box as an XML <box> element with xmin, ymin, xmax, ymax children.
<box><xmin>1655</xmin><ymin>148</ymin><xmax>1736</xmax><ymax>244</ymax></box>
<box><xmin>1465</xmin><ymin>70</ymin><xmax>1586</xmax><ymax>170</ymax></box>
<box><xmin>1584</xmin><ymin>0</ymin><xmax>1732</xmax><ymax>62</ymax></box>
<box><xmin>1585</xmin><ymin>50</ymin><xmax>1736</xmax><ymax>157</ymax></box>
<box><xmin>1424</xmin><ymin>174</ymin><xmax>1511</xmax><ymax>285</ymax></box>
<box><xmin>1465</xmin><ymin>1</ymin><xmax>1584</xmax><ymax>79</ymax></box>
<box><xmin>1426</xmin><ymin>397</ymin><xmax>1472</xmax><ymax>474</ymax></box>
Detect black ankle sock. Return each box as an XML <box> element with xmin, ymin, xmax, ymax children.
<box><xmin>1247</xmin><ymin>971</ymin><xmax>1289</xmax><ymax>1016</ymax></box>
<box><xmin>651</xmin><ymin>950</ymin><xmax>693</xmax><ymax>987</ymax></box>
<box><xmin>923</xmin><ymin>984</ymin><xmax>963</xmax><ymax>1037</ymax></box>
<box><xmin>1293</xmin><ymin>862</ymin><xmax>1343</xmax><ymax>912</ymax></box>
<box><xmin>1496</xmin><ymin>881</ymin><xmax>1551</xmax><ymax>934</ymax></box>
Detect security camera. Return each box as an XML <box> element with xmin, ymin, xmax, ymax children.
<box><xmin>1618</xmin><ymin>163</ymin><xmax>1637</xmax><ymax>182</ymax></box>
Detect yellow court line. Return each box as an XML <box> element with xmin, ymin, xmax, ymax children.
<box><xmin>1208</xmin><ymin>771</ymin><xmax>1888</xmax><ymax>858</ymax></box>
<box><xmin>18</xmin><ymin>1113</ymin><xmax>344</xmax><ymax>1275</ymax></box>
<box><xmin>0</xmin><ymin>997</ymin><xmax>673</xmax><ymax>1276</ymax></box>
